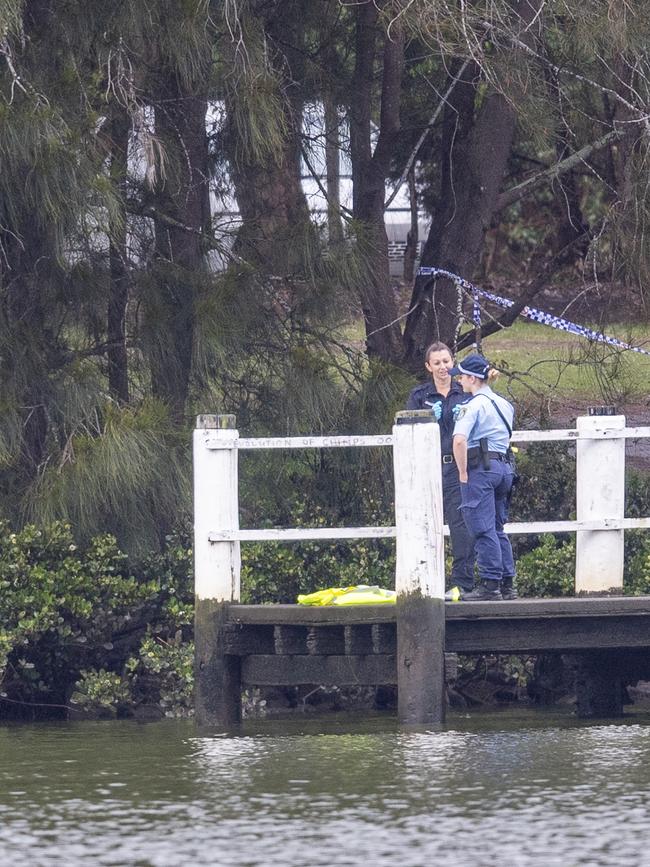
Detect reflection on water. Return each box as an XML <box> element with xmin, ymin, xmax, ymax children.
<box><xmin>2</xmin><ymin>709</ymin><xmax>650</xmax><ymax>865</ymax></box>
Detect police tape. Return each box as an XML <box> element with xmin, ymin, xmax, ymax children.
<box><xmin>417</xmin><ymin>266</ymin><xmax>650</xmax><ymax>358</ymax></box>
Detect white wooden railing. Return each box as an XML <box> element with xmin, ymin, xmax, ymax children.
<box><xmin>193</xmin><ymin>413</ymin><xmax>650</xmax><ymax>602</ymax></box>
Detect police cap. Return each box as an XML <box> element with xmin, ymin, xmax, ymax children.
<box><xmin>448</xmin><ymin>353</ymin><xmax>490</xmax><ymax>380</ymax></box>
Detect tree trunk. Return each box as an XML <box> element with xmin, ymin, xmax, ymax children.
<box><xmin>403</xmin><ymin>1</ymin><xmax>542</xmax><ymax>369</ymax></box>
<box><xmin>2</xmin><ymin>226</ymin><xmax>58</xmax><ymax>480</ymax></box>
<box><xmin>349</xmin><ymin>1</ymin><xmax>403</xmax><ymax>363</ymax></box>
<box><xmin>403</xmin><ymin>167</ymin><xmax>418</xmax><ymax>283</ymax></box>
<box><xmin>543</xmin><ymin>69</ymin><xmax>590</xmax><ymax>265</ymax></box>
<box><xmin>602</xmin><ymin>58</ymin><xmax>646</xmax><ymax>283</ymax></box>
<box><xmin>324</xmin><ymin>90</ymin><xmax>343</xmax><ymax>245</ymax></box>
<box><xmin>226</xmin><ymin>108</ymin><xmax>311</xmax><ymax>269</ymax></box>
<box><xmin>225</xmin><ymin>1</ymin><xmax>313</xmax><ymax>272</ymax></box>
<box><xmin>107</xmin><ymin>106</ymin><xmax>130</xmax><ymax>404</ymax></box>
<box><xmin>150</xmin><ymin>75</ymin><xmax>210</xmax><ymax>422</ymax></box>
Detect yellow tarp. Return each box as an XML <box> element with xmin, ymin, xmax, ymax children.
<box><xmin>297</xmin><ymin>585</ymin><xmax>396</xmax><ymax>606</ymax></box>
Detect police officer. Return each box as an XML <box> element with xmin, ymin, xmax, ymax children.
<box><xmin>450</xmin><ymin>353</ymin><xmax>517</xmax><ymax>601</ymax></box>
<box><xmin>406</xmin><ymin>342</ymin><xmax>475</xmax><ymax>596</ymax></box>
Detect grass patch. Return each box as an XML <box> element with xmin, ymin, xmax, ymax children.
<box><xmin>341</xmin><ymin>309</ymin><xmax>650</xmax><ymax>415</ymax></box>
<box><xmin>463</xmin><ymin>319</ymin><xmax>650</xmax><ymax>406</ymax></box>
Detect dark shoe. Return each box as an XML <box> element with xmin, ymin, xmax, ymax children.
<box><xmin>501</xmin><ymin>576</ymin><xmax>518</xmax><ymax>600</ymax></box>
<box><xmin>462</xmin><ymin>580</ymin><xmax>502</xmax><ymax>601</ymax></box>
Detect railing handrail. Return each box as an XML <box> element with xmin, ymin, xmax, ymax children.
<box><xmin>201</xmin><ymin>425</ymin><xmax>650</xmax><ymax>450</ymax></box>
<box><xmin>207</xmin><ymin>517</ymin><xmax>650</xmax><ymax>542</ymax></box>
<box><xmin>193</xmin><ymin>413</ymin><xmax>639</xmax><ymax>600</ymax></box>
<box><xmin>201</xmin><ymin>420</ymin><xmax>650</xmax><ymax>541</ymax></box>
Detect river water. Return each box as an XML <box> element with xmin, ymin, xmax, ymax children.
<box><xmin>3</xmin><ymin>708</ymin><xmax>650</xmax><ymax>866</ymax></box>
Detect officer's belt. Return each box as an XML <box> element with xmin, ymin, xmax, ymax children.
<box><xmin>467</xmin><ymin>447</ymin><xmax>508</xmax><ymax>463</ymax></box>
<box><xmin>442</xmin><ymin>454</ymin><xmax>454</xmax><ymax>464</ymax></box>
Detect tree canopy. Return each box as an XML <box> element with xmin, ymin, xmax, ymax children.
<box><xmin>1</xmin><ymin>0</ymin><xmax>649</xmax><ymax>545</ymax></box>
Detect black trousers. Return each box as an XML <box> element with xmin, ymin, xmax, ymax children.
<box><xmin>443</xmin><ymin>464</ymin><xmax>476</xmax><ymax>591</ymax></box>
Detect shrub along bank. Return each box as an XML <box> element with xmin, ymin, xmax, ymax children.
<box><xmin>0</xmin><ymin>522</ymin><xmax>194</xmax><ymax>721</ymax></box>
<box><xmin>4</xmin><ymin>457</ymin><xmax>650</xmax><ymax>720</ymax></box>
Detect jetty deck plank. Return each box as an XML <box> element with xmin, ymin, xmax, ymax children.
<box><xmin>241</xmin><ymin>654</ymin><xmax>397</xmax><ymax>686</ymax></box>
<box><xmin>226</xmin><ymin>597</ymin><xmax>650</xmax><ymax>655</ymax></box>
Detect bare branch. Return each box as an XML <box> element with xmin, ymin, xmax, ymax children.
<box><xmin>300</xmin><ymin>144</ymin><xmax>353</xmax><ymax>222</ymax></box>
<box><xmin>495</xmin><ymin>128</ymin><xmax>628</xmax><ymax>213</ymax></box>
<box><xmin>455</xmin><ymin>232</ymin><xmax>592</xmax><ymax>351</ymax></box>
<box><xmin>482</xmin><ymin>19</ymin><xmax>650</xmax><ymax>137</ymax></box>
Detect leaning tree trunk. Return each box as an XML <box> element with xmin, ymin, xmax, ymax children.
<box><xmin>402</xmin><ymin>0</ymin><xmax>542</xmax><ymax>370</ymax></box>
<box><xmin>402</xmin><ymin>64</ymin><xmax>517</xmax><ymax>367</ymax></box>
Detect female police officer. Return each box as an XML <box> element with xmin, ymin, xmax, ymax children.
<box><xmin>406</xmin><ymin>342</ymin><xmax>475</xmax><ymax>597</ymax></box>
<box><xmin>449</xmin><ymin>353</ymin><xmax>517</xmax><ymax>601</ymax></box>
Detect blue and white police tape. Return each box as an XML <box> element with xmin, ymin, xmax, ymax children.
<box><xmin>417</xmin><ymin>267</ymin><xmax>650</xmax><ymax>358</ymax></box>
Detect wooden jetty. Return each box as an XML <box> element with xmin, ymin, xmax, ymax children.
<box><xmin>193</xmin><ymin>411</ymin><xmax>650</xmax><ymax>727</ymax></box>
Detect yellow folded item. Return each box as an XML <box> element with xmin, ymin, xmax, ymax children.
<box><xmin>297</xmin><ymin>585</ymin><xmax>396</xmax><ymax>606</ymax></box>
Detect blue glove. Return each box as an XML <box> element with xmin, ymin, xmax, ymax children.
<box><xmin>431</xmin><ymin>401</ymin><xmax>442</xmax><ymax>421</ymax></box>
<box><xmin>452</xmin><ymin>404</ymin><xmax>462</xmax><ymax>421</ymax></box>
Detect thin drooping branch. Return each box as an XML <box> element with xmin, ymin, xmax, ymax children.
<box><xmin>300</xmin><ymin>144</ymin><xmax>353</xmax><ymax>221</ymax></box>
<box><xmin>134</xmin><ymin>203</ymin><xmax>237</xmax><ymax>261</ymax></box>
<box><xmin>482</xmin><ymin>20</ymin><xmax>650</xmax><ymax>137</ymax></box>
<box><xmin>495</xmin><ymin>127</ymin><xmax>629</xmax><ymax>212</ymax></box>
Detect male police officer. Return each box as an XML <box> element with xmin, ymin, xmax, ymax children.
<box><xmin>406</xmin><ymin>342</ymin><xmax>475</xmax><ymax>596</ymax></box>
<box><xmin>449</xmin><ymin>353</ymin><xmax>517</xmax><ymax>601</ymax></box>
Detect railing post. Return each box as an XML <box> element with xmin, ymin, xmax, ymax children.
<box><xmin>193</xmin><ymin>414</ymin><xmax>242</xmax><ymax>726</ymax></box>
<box><xmin>575</xmin><ymin>414</ymin><xmax>625</xmax><ymax>593</ymax></box>
<box><xmin>393</xmin><ymin>410</ymin><xmax>446</xmax><ymax>725</ymax></box>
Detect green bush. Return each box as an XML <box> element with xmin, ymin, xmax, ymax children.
<box><xmin>0</xmin><ymin>521</ymin><xmax>193</xmax><ymax>720</ymax></box>
<box><xmin>509</xmin><ymin>443</ymin><xmax>576</xmax><ymax>557</ymax></box>
<box><xmin>240</xmin><ymin>498</ymin><xmax>394</xmax><ymax>603</ymax></box>
<box><xmin>126</xmin><ymin>634</ymin><xmax>194</xmax><ymax>717</ymax></box>
<box><xmin>70</xmin><ymin>669</ymin><xmax>132</xmax><ymax>717</ymax></box>
<box><xmin>623</xmin><ymin>532</ymin><xmax>650</xmax><ymax>596</ymax></box>
<box><xmin>241</xmin><ymin>538</ymin><xmax>395</xmax><ymax>603</ymax></box>
<box><xmin>624</xmin><ymin>471</ymin><xmax>650</xmax><ymax>572</ymax></box>
<box><xmin>6</xmin><ymin>456</ymin><xmax>650</xmax><ymax>721</ymax></box>
<box><xmin>515</xmin><ymin>534</ymin><xmax>575</xmax><ymax>597</ymax></box>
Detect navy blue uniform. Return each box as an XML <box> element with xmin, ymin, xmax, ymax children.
<box><xmin>406</xmin><ymin>380</ymin><xmax>475</xmax><ymax>590</ymax></box>
<box><xmin>453</xmin><ymin>387</ymin><xmax>515</xmax><ymax>583</ymax></box>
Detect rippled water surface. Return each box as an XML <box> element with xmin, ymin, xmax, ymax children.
<box><xmin>3</xmin><ymin>709</ymin><xmax>650</xmax><ymax>865</ymax></box>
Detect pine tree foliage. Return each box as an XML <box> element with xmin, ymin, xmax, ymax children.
<box><xmin>22</xmin><ymin>400</ymin><xmax>187</xmax><ymax>552</ymax></box>
<box><xmin>1</xmin><ymin>0</ymin><xmax>650</xmax><ymax>548</ymax></box>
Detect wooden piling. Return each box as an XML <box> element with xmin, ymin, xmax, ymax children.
<box><xmin>193</xmin><ymin>414</ymin><xmax>242</xmax><ymax>726</ymax></box>
<box><xmin>393</xmin><ymin>410</ymin><xmax>446</xmax><ymax>725</ymax></box>
<box><xmin>575</xmin><ymin>651</ymin><xmax>625</xmax><ymax>718</ymax></box>
<box><xmin>575</xmin><ymin>414</ymin><xmax>625</xmax><ymax>593</ymax></box>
